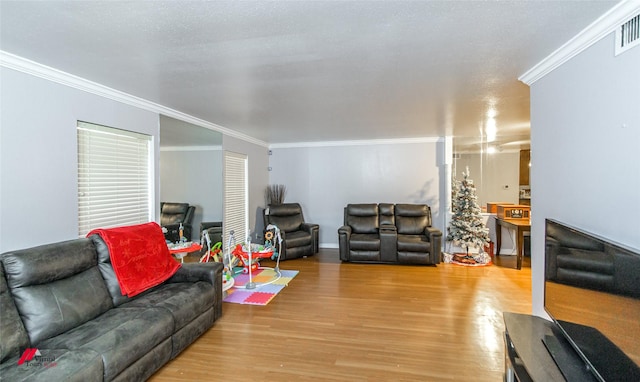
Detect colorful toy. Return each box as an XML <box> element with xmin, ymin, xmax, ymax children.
<box><xmin>232</xmin><ymin>243</ymin><xmax>273</xmax><ymax>274</ymax></box>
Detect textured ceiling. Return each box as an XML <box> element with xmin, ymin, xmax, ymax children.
<box><xmin>0</xmin><ymin>1</ymin><xmax>619</xmax><ymax>149</ymax></box>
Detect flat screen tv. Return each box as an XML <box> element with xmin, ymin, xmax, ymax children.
<box><xmin>544</xmin><ymin>219</ymin><xmax>640</xmax><ymax>381</ymax></box>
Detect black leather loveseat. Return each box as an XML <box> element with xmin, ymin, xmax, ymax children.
<box><xmin>0</xmin><ymin>232</ymin><xmax>222</xmax><ymax>381</ymax></box>
<box><xmin>338</xmin><ymin>203</ymin><xmax>442</xmax><ymax>265</ymax></box>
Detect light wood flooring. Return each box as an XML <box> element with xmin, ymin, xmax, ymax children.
<box><xmin>150</xmin><ymin>250</ymin><xmax>531</xmax><ymax>381</ymax></box>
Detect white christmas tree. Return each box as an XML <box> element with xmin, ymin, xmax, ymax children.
<box><xmin>447</xmin><ymin>168</ymin><xmax>490</xmax><ymax>257</ymax></box>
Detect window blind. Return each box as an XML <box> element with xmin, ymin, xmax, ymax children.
<box><xmin>77</xmin><ymin>121</ymin><xmax>152</xmax><ymax>237</ymax></box>
<box><xmin>223</xmin><ymin>151</ymin><xmax>248</xmax><ymax>249</ymax></box>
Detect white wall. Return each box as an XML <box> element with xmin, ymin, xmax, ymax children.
<box><xmin>455</xmin><ymin>152</ymin><xmax>520</xmax><ymax>207</ymax></box>
<box><xmin>160</xmin><ymin>148</ymin><xmax>223</xmax><ymax>241</ymax></box>
<box><xmin>529</xmin><ymin>32</ymin><xmax>640</xmax><ymax>317</ymax></box>
<box><xmin>0</xmin><ymin>67</ymin><xmax>161</xmax><ymax>252</ymax></box>
<box><xmin>222</xmin><ymin>135</ymin><xmax>270</xmax><ymax>241</ymax></box>
<box><xmin>269</xmin><ymin>140</ymin><xmax>444</xmax><ymax>247</ymax></box>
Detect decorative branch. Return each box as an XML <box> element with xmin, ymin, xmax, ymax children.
<box><xmin>265</xmin><ymin>184</ymin><xmax>287</xmax><ymax>206</ymax></box>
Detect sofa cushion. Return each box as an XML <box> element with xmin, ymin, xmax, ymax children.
<box><xmin>0</xmin><ymin>263</ymin><xmax>29</xmax><ymax>363</ymax></box>
<box><xmin>349</xmin><ymin>233</ymin><xmax>380</xmax><ymax>251</ymax></box>
<box><xmin>397</xmin><ymin>234</ymin><xmax>430</xmax><ymax>253</ymax></box>
<box><xmin>266</xmin><ymin>204</ymin><xmax>304</xmax><ymax>233</ymax></box>
<box><xmin>395</xmin><ymin>204</ymin><xmax>430</xmax><ymax>235</ymax></box>
<box><xmin>1</xmin><ymin>239</ymin><xmax>113</xmax><ymax>345</ymax></box>
<box><xmin>91</xmin><ymin>234</ymin><xmax>133</xmax><ymax>307</ymax></box>
<box><xmin>284</xmin><ymin>230</ymin><xmax>312</xmax><ymax>248</ymax></box>
<box><xmin>39</xmin><ymin>307</ymin><xmax>173</xmax><ymax>381</ymax></box>
<box><xmin>346</xmin><ymin>204</ymin><xmax>379</xmax><ymax>234</ymax></box>
<box><xmin>118</xmin><ymin>281</ymin><xmax>214</xmax><ymax>331</ymax></box>
<box><xmin>160</xmin><ymin>203</ymin><xmax>190</xmax><ymax>225</ymax></box>
<box><xmin>379</xmin><ymin>203</ymin><xmax>395</xmax><ymax>225</ymax></box>
<box><xmin>0</xmin><ymin>348</ymin><xmax>103</xmax><ymax>382</ymax></box>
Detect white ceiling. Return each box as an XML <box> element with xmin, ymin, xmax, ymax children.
<box><xmin>0</xmin><ymin>1</ymin><xmax>619</xmax><ymax>149</ymax></box>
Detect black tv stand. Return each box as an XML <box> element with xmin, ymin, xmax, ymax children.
<box><xmin>503</xmin><ymin>312</ymin><xmax>597</xmax><ymax>381</ymax></box>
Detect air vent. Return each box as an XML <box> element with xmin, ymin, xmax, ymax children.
<box><xmin>615</xmin><ymin>13</ymin><xmax>640</xmax><ymax>56</ymax></box>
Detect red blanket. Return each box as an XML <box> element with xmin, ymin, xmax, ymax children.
<box><xmin>88</xmin><ymin>222</ymin><xmax>180</xmax><ymax>297</ymax></box>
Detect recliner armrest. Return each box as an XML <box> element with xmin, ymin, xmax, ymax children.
<box><xmin>166</xmin><ymin>262</ymin><xmax>223</xmax><ymax>285</ymax></box>
<box><xmin>300</xmin><ymin>222</ymin><xmax>319</xmax><ymax>233</ymax></box>
<box><xmin>301</xmin><ymin>223</ymin><xmax>320</xmax><ymax>253</ymax></box>
<box><xmin>425</xmin><ymin>226</ymin><xmax>442</xmax><ymax>240</ymax></box>
<box><xmin>380</xmin><ymin>224</ymin><xmax>396</xmax><ymax>233</ymax></box>
<box><xmin>424</xmin><ymin>226</ymin><xmax>443</xmax><ymax>264</ymax></box>
<box><xmin>338</xmin><ymin>225</ymin><xmax>352</xmax><ymax>261</ymax></box>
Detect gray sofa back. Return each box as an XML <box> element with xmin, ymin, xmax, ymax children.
<box><xmin>90</xmin><ymin>234</ymin><xmax>134</xmax><ymax>307</ymax></box>
<box><xmin>395</xmin><ymin>204</ymin><xmax>431</xmax><ymax>234</ymax></box>
<box><xmin>345</xmin><ymin>204</ymin><xmax>379</xmax><ymax>234</ymax></box>
<box><xmin>0</xmin><ymin>263</ymin><xmax>29</xmax><ymax>363</ymax></box>
<box><xmin>1</xmin><ymin>239</ymin><xmax>113</xmax><ymax>345</ymax></box>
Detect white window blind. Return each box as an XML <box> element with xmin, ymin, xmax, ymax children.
<box><xmin>223</xmin><ymin>151</ymin><xmax>248</xmax><ymax>249</ymax></box>
<box><xmin>77</xmin><ymin>121</ymin><xmax>152</xmax><ymax>236</ymax></box>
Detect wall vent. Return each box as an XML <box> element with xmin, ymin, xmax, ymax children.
<box><xmin>615</xmin><ymin>13</ymin><xmax>640</xmax><ymax>56</ymax></box>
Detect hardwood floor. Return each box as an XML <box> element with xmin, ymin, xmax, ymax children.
<box><xmin>150</xmin><ymin>250</ymin><xmax>532</xmax><ymax>381</ymax></box>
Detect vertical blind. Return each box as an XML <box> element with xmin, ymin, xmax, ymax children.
<box><xmin>223</xmin><ymin>151</ymin><xmax>248</xmax><ymax>249</ymax></box>
<box><xmin>77</xmin><ymin>121</ymin><xmax>152</xmax><ymax>237</ymax></box>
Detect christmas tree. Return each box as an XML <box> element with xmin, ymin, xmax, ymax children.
<box><xmin>447</xmin><ymin>168</ymin><xmax>490</xmax><ymax>255</ymax></box>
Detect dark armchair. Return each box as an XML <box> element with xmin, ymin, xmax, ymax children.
<box><xmin>160</xmin><ymin>202</ymin><xmax>195</xmax><ymax>242</ymax></box>
<box><xmin>263</xmin><ymin>203</ymin><xmax>319</xmax><ymax>260</ymax></box>
<box><xmin>200</xmin><ymin>221</ymin><xmax>223</xmax><ymax>246</ymax></box>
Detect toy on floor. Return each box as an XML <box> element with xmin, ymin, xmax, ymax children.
<box><xmin>232</xmin><ymin>243</ymin><xmax>273</xmax><ymax>274</ymax></box>
<box><xmin>199</xmin><ymin>229</ymin><xmax>234</xmax><ymax>289</ymax></box>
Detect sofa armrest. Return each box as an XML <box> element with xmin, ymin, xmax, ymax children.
<box><xmin>425</xmin><ymin>226</ymin><xmax>443</xmax><ymax>264</ymax></box>
<box><xmin>166</xmin><ymin>262</ymin><xmax>223</xmax><ymax>319</ymax></box>
<box><xmin>380</xmin><ymin>224</ymin><xmax>397</xmax><ymax>262</ymax></box>
<box><xmin>166</xmin><ymin>262</ymin><xmax>223</xmax><ymax>285</ymax></box>
<box><xmin>301</xmin><ymin>223</ymin><xmax>320</xmax><ymax>253</ymax></box>
<box><xmin>338</xmin><ymin>225</ymin><xmax>352</xmax><ymax>261</ymax></box>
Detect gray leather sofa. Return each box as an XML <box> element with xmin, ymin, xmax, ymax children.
<box><xmin>338</xmin><ymin>203</ymin><xmax>442</xmax><ymax>265</ymax></box>
<box><xmin>0</xmin><ymin>235</ymin><xmax>222</xmax><ymax>381</ymax></box>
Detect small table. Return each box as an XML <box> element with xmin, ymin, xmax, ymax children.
<box><xmin>495</xmin><ymin>218</ymin><xmax>531</xmax><ymax>270</ymax></box>
<box><xmin>168</xmin><ymin>242</ymin><xmax>202</xmax><ymax>263</ymax></box>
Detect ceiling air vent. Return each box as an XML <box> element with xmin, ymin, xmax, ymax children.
<box><xmin>615</xmin><ymin>13</ymin><xmax>640</xmax><ymax>56</ymax></box>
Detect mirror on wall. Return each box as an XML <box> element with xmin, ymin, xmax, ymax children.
<box><xmin>159</xmin><ymin>115</ymin><xmax>223</xmax><ymax>241</ymax></box>
<box><xmin>452</xmin><ymin>137</ymin><xmax>530</xmax><ymax>212</ymax></box>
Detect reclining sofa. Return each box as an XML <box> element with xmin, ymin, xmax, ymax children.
<box><xmin>338</xmin><ymin>203</ymin><xmax>442</xmax><ymax>265</ymax></box>
<box><xmin>0</xmin><ymin>229</ymin><xmax>222</xmax><ymax>381</ymax></box>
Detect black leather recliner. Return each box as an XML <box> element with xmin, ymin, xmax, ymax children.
<box><xmin>338</xmin><ymin>203</ymin><xmax>442</xmax><ymax>265</ymax></box>
<box><xmin>160</xmin><ymin>202</ymin><xmax>195</xmax><ymax>242</ymax></box>
<box><xmin>200</xmin><ymin>221</ymin><xmax>223</xmax><ymax>246</ymax></box>
<box><xmin>263</xmin><ymin>203</ymin><xmax>319</xmax><ymax>260</ymax></box>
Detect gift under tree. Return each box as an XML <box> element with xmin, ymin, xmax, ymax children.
<box><xmin>447</xmin><ymin>168</ymin><xmax>491</xmax><ymax>264</ymax></box>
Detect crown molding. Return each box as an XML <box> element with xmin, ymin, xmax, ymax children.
<box><xmin>269</xmin><ymin>136</ymin><xmax>442</xmax><ymax>149</ymax></box>
<box><xmin>160</xmin><ymin>145</ymin><xmax>222</xmax><ymax>152</ymax></box>
<box><xmin>0</xmin><ymin>51</ymin><xmax>268</xmax><ymax>148</ymax></box>
<box><xmin>519</xmin><ymin>0</ymin><xmax>640</xmax><ymax>85</ymax></box>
